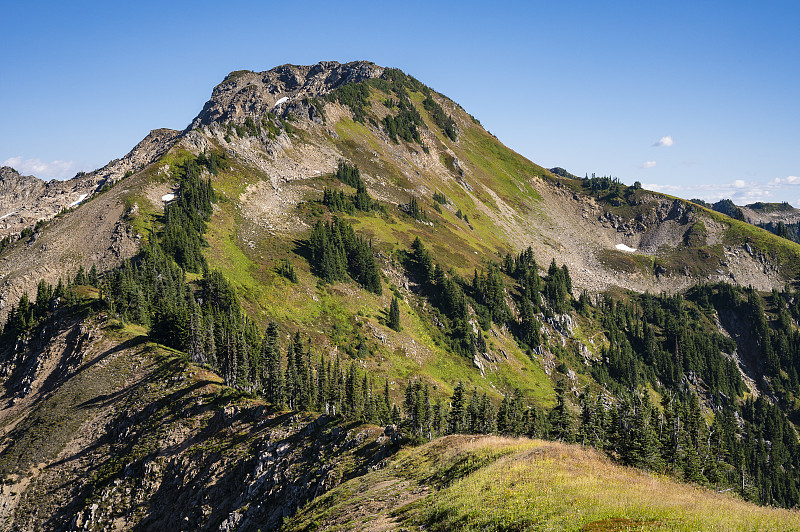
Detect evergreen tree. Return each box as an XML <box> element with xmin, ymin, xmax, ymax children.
<box><xmin>549</xmin><ymin>377</ymin><xmax>574</xmax><ymax>442</ymax></box>
<box><xmin>447</xmin><ymin>381</ymin><xmax>467</xmax><ymax>434</ymax></box>
<box><xmin>388</xmin><ymin>296</ymin><xmax>401</xmax><ymax>331</ymax></box>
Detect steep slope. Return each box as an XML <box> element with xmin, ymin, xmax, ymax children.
<box><xmin>0</xmin><ymin>128</ymin><xmax>179</xmax><ymax>239</ymax></box>
<box><xmin>0</xmin><ymin>129</ymin><xmax>180</xmax><ymax>318</ymax></box>
<box><xmin>3</xmin><ymin>297</ymin><xmax>796</xmax><ymax>531</ymax></box>
<box><xmin>109</xmin><ymin>60</ymin><xmax>797</xmax><ymax>401</ymax></box>
<box><xmin>0</xmin><ymin>300</ymin><xmax>394</xmax><ymax>531</ymax></box>
<box><xmin>173</xmin><ymin>61</ymin><xmax>795</xmax><ymax>297</ymax></box>
<box><xmin>2</xmin><ymin>60</ymin><xmax>796</xmax><ymax>321</ymax></box>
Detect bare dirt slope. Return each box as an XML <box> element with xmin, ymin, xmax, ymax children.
<box><xmin>1</xmin><ymin>60</ymin><xmax>791</xmax><ymax>324</ymax></box>
<box><xmin>0</xmin><ymin>129</ymin><xmax>181</xmax><ymax>319</ymax></box>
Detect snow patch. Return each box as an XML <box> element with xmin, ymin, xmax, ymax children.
<box><xmin>162</xmin><ymin>193</ymin><xmax>176</xmax><ymax>202</ymax></box>
<box><xmin>274</xmin><ymin>96</ymin><xmax>289</xmax><ymax>107</ymax></box>
<box><xmin>615</xmin><ymin>243</ymin><xmax>637</xmax><ymax>252</ymax></box>
<box><xmin>0</xmin><ymin>211</ymin><xmax>17</xmax><ymax>220</ymax></box>
<box><xmin>69</xmin><ymin>194</ymin><xmax>88</xmax><ymax>208</ymax></box>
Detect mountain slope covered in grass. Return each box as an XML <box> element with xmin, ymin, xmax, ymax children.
<box><xmin>288</xmin><ymin>435</ymin><xmax>800</xmax><ymax>531</ymax></box>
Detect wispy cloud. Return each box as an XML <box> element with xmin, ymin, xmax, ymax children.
<box><xmin>2</xmin><ymin>156</ymin><xmax>79</xmax><ymax>179</ymax></box>
<box><xmin>643</xmin><ymin>178</ymin><xmax>784</xmax><ymax>205</ymax></box>
<box><xmin>640</xmin><ymin>161</ymin><xmax>657</xmax><ymax>169</ymax></box>
<box><xmin>653</xmin><ymin>136</ymin><xmax>674</xmax><ymax>147</ymax></box>
<box><xmin>770</xmin><ymin>175</ymin><xmax>800</xmax><ymax>186</ymax></box>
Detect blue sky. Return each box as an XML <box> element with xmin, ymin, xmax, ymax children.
<box><xmin>2</xmin><ymin>1</ymin><xmax>798</xmax><ymax>206</ymax></box>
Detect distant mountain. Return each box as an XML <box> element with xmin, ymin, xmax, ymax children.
<box><xmin>693</xmin><ymin>197</ymin><xmax>800</xmax><ymax>244</ymax></box>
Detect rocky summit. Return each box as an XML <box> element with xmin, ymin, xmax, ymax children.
<box><xmin>1</xmin><ymin>61</ymin><xmax>800</xmax><ymax>531</ymax></box>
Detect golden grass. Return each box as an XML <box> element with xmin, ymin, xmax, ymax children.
<box><xmin>288</xmin><ymin>435</ymin><xmax>800</xmax><ymax>531</ymax></box>
<box><xmin>402</xmin><ymin>436</ymin><xmax>800</xmax><ymax>531</ymax></box>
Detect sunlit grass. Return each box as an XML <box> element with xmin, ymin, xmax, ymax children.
<box><xmin>401</xmin><ymin>437</ymin><xmax>800</xmax><ymax>531</ymax></box>
<box><xmin>287</xmin><ymin>435</ymin><xmax>800</xmax><ymax>531</ymax></box>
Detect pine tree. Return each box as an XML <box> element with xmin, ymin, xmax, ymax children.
<box><xmin>549</xmin><ymin>377</ymin><xmax>574</xmax><ymax>442</ymax></box>
<box><xmin>345</xmin><ymin>361</ymin><xmax>360</xmax><ymax>417</ymax></box>
<box><xmin>447</xmin><ymin>381</ymin><xmax>466</xmax><ymax>434</ymax></box>
<box><xmin>388</xmin><ymin>296</ymin><xmax>401</xmax><ymax>331</ymax></box>
<box><xmin>88</xmin><ymin>264</ymin><xmax>99</xmax><ymax>287</ymax></box>
<box><xmin>285</xmin><ymin>340</ymin><xmax>297</xmax><ymax>409</ymax></box>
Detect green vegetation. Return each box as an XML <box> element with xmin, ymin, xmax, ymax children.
<box><xmin>423</xmin><ymin>92</ymin><xmax>457</xmax><ymax>141</ymax></box>
<box><xmin>388</xmin><ymin>295</ymin><xmax>401</xmax><ymax>331</ymax></box>
<box><xmin>321</xmin><ymin>160</ymin><xmax>382</xmax><ymax>214</ymax></box>
<box><xmin>9</xmin><ymin>64</ymin><xmax>800</xmax><ymax>528</ymax></box>
<box><xmin>161</xmin><ymin>157</ymin><xmax>216</xmax><ymax>273</ymax></box>
<box><xmin>383</xmin><ymin>96</ymin><xmax>424</xmax><ymax>144</ymax></box>
<box><xmin>405</xmin><ymin>195</ymin><xmax>427</xmax><ymax>221</ymax></box>
<box><xmin>713</xmin><ymin>198</ymin><xmax>745</xmax><ymax>221</ymax></box>
<box><xmin>276</xmin><ymin>258</ymin><xmax>297</xmax><ymax>283</ymax></box>
<box><xmin>326</xmin><ymin>81</ymin><xmax>372</xmax><ymax>122</ymax></box>
<box><xmin>326</xmin><ymin>67</ymin><xmax>457</xmax><ymax>148</ymax></box>
<box><xmin>307</xmin><ymin>217</ymin><xmax>382</xmax><ymax>294</ymax></box>
<box><xmin>748</xmin><ymin>201</ymin><xmax>794</xmax><ymax>213</ymax></box>
<box><xmin>288</xmin><ymin>435</ymin><xmax>800</xmax><ymax>532</ymax></box>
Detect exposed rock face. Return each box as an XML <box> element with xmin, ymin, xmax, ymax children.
<box><xmin>190</xmin><ymin>60</ymin><xmax>384</xmax><ymax>128</ymax></box>
<box><xmin>740</xmin><ymin>203</ymin><xmax>800</xmax><ymax>226</ymax></box>
<box><xmin>1</xmin><ymin>59</ymin><xmax>793</xmax><ymax>320</ymax></box>
<box><xmin>91</xmin><ymin>127</ymin><xmax>181</xmax><ymax>189</ymax></box>
<box><xmin>0</xmin><ymin>166</ymin><xmax>83</xmax><ymax>238</ymax></box>
<box><xmin>0</xmin><ymin>128</ymin><xmax>180</xmax><ymax>239</ymax></box>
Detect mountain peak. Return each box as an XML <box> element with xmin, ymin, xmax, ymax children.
<box><xmin>191</xmin><ymin>60</ymin><xmax>384</xmax><ymax>129</ymax></box>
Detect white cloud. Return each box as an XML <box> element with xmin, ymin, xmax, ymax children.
<box><xmin>770</xmin><ymin>175</ymin><xmax>800</xmax><ymax>186</ymax></box>
<box><xmin>2</xmin><ymin>156</ymin><xmax>79</xmax><ymax>179</ymax></box>
<box><xmin>653</xmin><ymin>136</ymin><xmax>674</xmax><ymax>147</ymax></box>
<box><xmin>640</xmin><ymin>161</ymin><xmax>657</xmax><ymax>169</ymax></box>
<box><xmin>733</xmin><ymin>179</ymin><xmax>746</xmax><ymax>188</ymax></box>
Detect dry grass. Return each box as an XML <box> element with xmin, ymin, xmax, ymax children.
<box><xmin>287</xmin><ymin>435</ymin><xmax>800</xmax><ymax>531</ymax></box>
<box><xmin>403</xmin><ymin>437</ymin><xmax>800</xmax><ymax>531</ymax></box>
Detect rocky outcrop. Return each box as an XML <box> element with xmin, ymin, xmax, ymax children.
<box><xmin>190</xmin><ymin>60</ymin><xmax>384</xmax><ymax>129</ymax></box>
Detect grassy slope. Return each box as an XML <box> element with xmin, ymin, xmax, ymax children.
<box><xmin>287</xmin><ymin>435</ymin><xmax>800</xmax><ymax>532</ymax></box>
<box><xmin>167</xmin><ymin>99</ymin><xmax>558</xmax><ymax>407</ymax></box>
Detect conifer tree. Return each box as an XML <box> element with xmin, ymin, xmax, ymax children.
<box><xmin>447</xmin><ymin>381</ymin><xmax>467</xmax><ymax>434</ymax></box>
<box><xmin>261</xmin><ymin>323</ymin><xmax>281</xmax><ymax>405</ymax></box>
<box><xmin>388</xmin><ymin>296</ymin><xmax>401</xmax><ymax>331</ymax></box>
<box><xmin>549</xmin><ymin>377</ymin><xmax>574</xmax><ymax>442</ymax></box>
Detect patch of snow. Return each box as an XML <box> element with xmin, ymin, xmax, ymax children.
<box><xmin>274</xmin><ymin>96</ymin><xmax>289</xmax><ymax>107</ymax></box>
<box><xmin>0</xmin><ymin>211</ymin><xmax>17</xmax><ymax>220</ymax></box>
<box><xmin>615</xmin><ymin>243</ymin><xmax>637</xmax><ymax>252</ymax></box>
<box><xmin>69</xmin><ymin>194</ymin><xmax>88</xmax><ymax>208</ymax></box>
<box><xmin>162</xmin><ymin>193</ymin><xmax>176</xmax><ymax>202</ymax></box>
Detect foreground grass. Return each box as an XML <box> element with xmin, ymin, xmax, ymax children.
<box><xmin>287</xmin><ymin>435</ymin><xmax>800</xmax><ymax>531</ymax></box>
